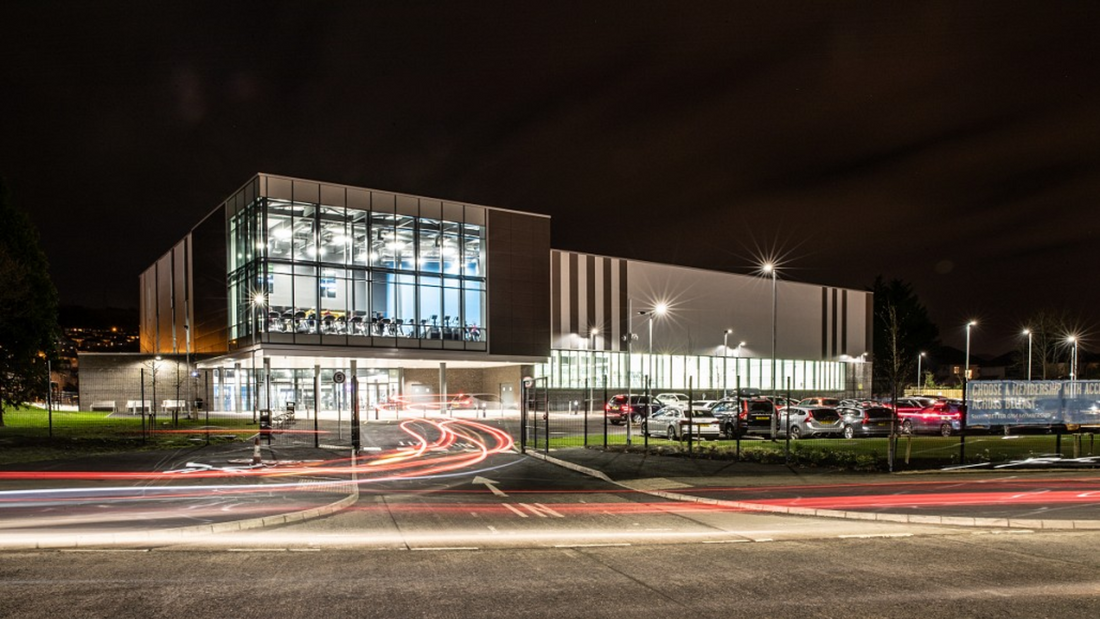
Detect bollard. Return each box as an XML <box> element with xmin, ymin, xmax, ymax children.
<box><xmin>252</xmin><ymin>436</ymin><xmax>262</xmax><ymax>465</ymax></box>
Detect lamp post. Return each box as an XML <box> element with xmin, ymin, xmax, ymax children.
<box><xmin>916</xmin><ymin>351</ymin><xmax>925</xmax><ymax>391</ymax></box>
<box><xmin>964</xmin><ymin>321</ymin><xmax>977</xmax><ymax>382</ymax></box>
<box><xmin>1022</xmin><ymin>329</ymin><xmax>1032</xmax><ymax>381</ymax></box>
<box><xmin>152</xmin><ymin>355</ymin><xmax>161</xmax><ymax>418</ymax></box>
<box><xmin>735</xmin><ymin>341</ymin><xmax>745</xmax><ymax>397</ymax></box>
<box><xmin>589</xmin><ymin>328</ymin><xmax>598</xmax><ymax>414</ymax></box>
<box><xmin>1068</xmin><ymin>335</ymin><xmax>1078</xmax><ymax>380</ymax></box>
<box><xmin>723</xmin><ymin>329</ymin><xmax>732</xmax><ymax>399</ymax></box>
<box><xmin>762</xmin><ymin>263</ymin><xmax>777</xmax><ymax>395</ymax></box>
<box><xmin>638</xmin><ymin>303</ymin><xmax>667</xmax><ymax>391</ymax></box>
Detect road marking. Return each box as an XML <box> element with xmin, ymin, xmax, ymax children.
<box><xmin>412</xmin><ymin>547</ymin><xmax>479</xmax><ymax>551</ymax></box>
<box><xmin>227</xmin><ymin>548</ymin><xmax>288</xmax><ymax>552</ymax></box>
<box><xmin>503</xmin><ymin>503</ymin><xmax>528</xmax><ymax>518</ymax></box>
<box><xmin>59</xmin><ymin>549</ymin><xmax>149</xmax><ymax>553</ymax></box>
<box><xmin>289</xmin><ymin>548</ymin><xmax>321</xmax><ymax>552</ymax></box>
<box><xmin>703</xmin><ymin>539</ymin><xmax>751</xmax><ymax>544</ymax></box>
<box><xmin>838</xmin><ymin>533</ymin><xmax>914</xmax><ymax>539</ymax></box>
<box><xmin>753</xmin><ymin>538</ymin><xmax>774</xmax><ymax>542</ymax></box>
<box><xmin>520</xmin><ymin>503</ymin><xmax>565</xmax><ymax>518</ymax></box>
<box><xmin>473</xmin><ymin>476</ymin><xmax>507</xmax><ymax>497</ymax></box>
<box><xmin>487</xmin><ymin>526</ymin><xmax>499</xmax><ymax>534</ymax></box>
<box><xmin>553</xmin><ymin>543</ymin><xmax>630</xmax><ymax>548</ymax></box>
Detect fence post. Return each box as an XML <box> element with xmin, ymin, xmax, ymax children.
<box><xmin>140</xmin><ymin>368</ymin><xmax>147</xmax><ymax>443</ymax></box>
<box><xmin>583</xmin><ymin>378</ymin><xmax>589</xmax><ymax>448</ymax></box>
<box><xmin>735</xmin><ymin>375</ymin><xmax>741</xmax><ymax>460</ymax></box>
<box><xmin>544</xmin><ymin>385</ymin><xmax>550</xmax><ymax>454</ymax></box>
<box><xmin>603</xmin><ymin>376</ymin><xmax>608</xmax><ymax>450</ymax></box>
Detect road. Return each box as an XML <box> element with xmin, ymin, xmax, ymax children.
<box><xmin>2</xmin><ymin>418</ymin><xmax>1100</xmax><ymax>617</ymax></box>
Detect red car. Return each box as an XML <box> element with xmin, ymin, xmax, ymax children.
<box><xmin>901</xmin><ymin>400</ymin><xmax>965</xmax><ymax>437</ymax></box>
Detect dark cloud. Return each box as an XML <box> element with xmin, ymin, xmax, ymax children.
<box><xmin>1</xmin><ymin>0</ymin><xmax>1098</xmax><ymax>353</ymax></box>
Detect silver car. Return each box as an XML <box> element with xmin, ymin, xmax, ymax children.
<box><xmin>643</xmin><ymin>406</ymin><xmax>722</xmax><ymax>440</ymax></box>
<box><xmin>779</xmin><ymin>406</ymin><xmax>844</xmax><ymax>439</ymax></box>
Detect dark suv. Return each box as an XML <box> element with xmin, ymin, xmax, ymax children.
<box><xmin>604</xmin><ymin>394</ymin><xmax>660</xmax><ymax>425</ymax></box>
<box><xmin>710</xmin><ymin>398</ymin><xmax>777</xmax><ymax>438</ymax></box>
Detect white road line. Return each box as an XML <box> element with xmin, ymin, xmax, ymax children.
<box><xmin>412</xmin><ymin>547</ymin><xmax>479</xmax><ymax>551</ymax></box>
<box><xmin>753</xmin><ymin>538</ymin><xmax>774</xmax><ymax>542</ymax></box>
<box><xmin>703</xmin><ymin>539</ymin><xmax>751</xmax><ymax>544</ymax></box>
<box><xmin>227</xmin><ymin>548</ymin><xmax>288</xmax><ymax>552</ymax></box>
<box><xmin>503</xmin><ymin>503</ymin><xmax>528</xmax><ymax>518</ymax></box>
<box><xmin>553</xmin><ymin>543</ymin><xmax>631</xmax><ymax>548</ymax></box>
<box><xmin>838</xmin><ymin>533</ymin><xmax>914</xmax><ymax>539</ymax></box>
<box><xmin>519</xmin><ymin>503</ymin><xmax>565</xmax><ymax>518</ymax></box>
<box><xmin>487</xmin><ymin>526</ymin><xmax>499</xmax><ymax>534</ymax></box>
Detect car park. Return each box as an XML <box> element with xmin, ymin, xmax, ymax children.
<box><xmin>893</xmin><ymin>397</ymin><xmax>942</xmax><ymax>426</ymax></box>
<box><xmin>691</xmin><ymin>400</ymin><xmax>719</xmax><ymax>412</ymax></box>
<box><xmin>901</xmin><ymin>400</ymin><xmax>965</xmax><ymax>437</ymax></box>
<box><xmin>837</xmin><ymin>405</ymin><xmax>895</xmax><ymax>438</ymax></box>
<box><xmin>710</xmin><ymin>398</ymin><xmax>778</xmax><ymax>438</ymax></box>
<box><xmin>604</xmin><ymin>394</ymin><xmax>661</xmax><ymax>425</ymax></box>
<box><xmin>780</xmin><ymin>406</ymin><xmax>844</xmax><ymax>439</ymax></box>
<box><xmin>642</xmin><ymin>406</ymin><xmax>722</xmax><ymax>440</ymax></box>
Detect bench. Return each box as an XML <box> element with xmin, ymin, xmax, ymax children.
<box><xmin>162</xmin><ymin>399</ymin><xmax>187</xmax><ymax>412</ymax></box>
<box><xmin>125</xmin><ymin>400</ymin><xmax>151</xmax><ymax>413</ymax></box>
<box><xmin>91</xmin><ymin>401</ymin><xmax>117</xmax><ymax>412</ymax></box>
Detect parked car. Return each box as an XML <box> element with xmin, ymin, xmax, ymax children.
<box><xmin>604</xmin><ymin>394</ymin><xmax>661</xmax><ymax>425</ymax></box>
<box><xmin>780</xmin><ymin>406</ymin><xmax>844</xmax><ymax>439</ymax></box>
<box><xmin>655</xmin><ymin>393</ymin><xmax>691</xmax><ymax>407</ymax></box>
<box><xmin>797</xmin><ymin>397</ymin><xmax>841</xmax><ymax>408</ymax></box>
<box><xmin>893</xmin><ymin>397</ymin><xmax>942</xmax><ymax>426</ymax></box>
<box><xmin>837</xmin><ymin>405</ymin><xmax>896</xmax><ymax>438</ymax></box>
<box><xmin>691</xmin><ymin>400</ymin><xmax>719</xmax><ymax>412</ymax></box>
<box><xmin>901</xmin><ymin>400</ymin><xmax>965</xmax><ymax>437</ymax></box>
<box><xmin>710</xmin><ymin>398</ymin><xmax>778</xmax><ymax>438</ymax></box>
<box><xmin>642</xmin><ymin>406</ymin><xmax>722</xmax><ymax>440</ymax></box>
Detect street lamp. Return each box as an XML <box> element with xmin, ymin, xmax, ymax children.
<box><xmin>735</xmin><ymin>341</ymin><xmax>745</xmax><ymax>397</ymax></box>
<box><xmin>964</xmin><ymin>321</ymin><xmax>977</xmax><ymax>382</ymax></box>
<box><xmin>589</xmin><ymin>328</ymin><xmax>598</xmax><ymax>413</ymax></box>
<box><xmin>638</xmin><ymin>304</ymin><xmax>667</xmax><ymax>390</ymax></box>
<box><xmin>723</xmin><ymin>329</ymin><xmax>732</xmax><ymax>398</ymax></box>
<box><xmin>916</xmin><ymin>351</ymin><xmax>925</xmax><ymax>391</ymax></box>
<box><xmin>1067</xmin><ymin>335</ymin><xmax>1079</xmax><ymax>380</ymax></box>
<box><xmin>1022</xmin><ymin>329</ymin><xmax>1032</xmax><ymax>381</ymax></box>
<box><xmin>762</xmin><ymin>263</ymin><xmax>778</xmax><ymax>395</ymax></box>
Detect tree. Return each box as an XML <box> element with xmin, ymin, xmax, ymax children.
<box><xmin>871</xmin><ymin>277</ymin><xmax>940</xmax><ymax>396</ymax></box>
<box><xmin>0</xmin><ymin>178</ymin><xmax>59</xmax><ymax>424</ymax></box>
<box><xmin>1018</xmin><ymin>309</ymin><xmax>1084</xmax><ymax>379</ymax></box>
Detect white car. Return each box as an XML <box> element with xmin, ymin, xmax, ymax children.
<box><xmin>655</xmin><ymin>393</ymin><xmax>690</xmax><ymax>407</ymax></box>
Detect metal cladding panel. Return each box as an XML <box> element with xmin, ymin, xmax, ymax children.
<box><xmin>190</xmin><ymin>204</ymin><xmax>229</xmax><ymax>354</ymax></box>
<box><xmin>487</xmin><ymin>210</ymin><xmax>550</xmax><ymax>357</ymax></box>
<box><xmin>155</xmin><ymin>253</ymin><xmax>173</xmax><ymax>354</ymax></box>
<box><xmin>172</xmin><ymin>239</ymin><xmax>188</xmax><ymax>353</ymax></box>
<box><xmin>139</xmin><ymin>266</ymin><xmax>157</xmax><ymax>353</ymax></box>
<box><xmin>320</xmin><ymin>183</ymin><xmax>346</xmax><ymax>207</ymax></box>
<box><xmin>618</xmin><ymin>259</ymin><xmax>856</xmax><ymax>361</ymax></box>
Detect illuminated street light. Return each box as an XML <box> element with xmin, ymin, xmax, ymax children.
<box><xmin>638</xmin><ymin>304</ymin><xmax>667</xmax><ymax>391</ymax></box>
<box><xmin>964</xmin><ymin>321</ymin><xmax>977</xmax><ymax>382</ymax></box>
<box><xmin>1022</xmin><ymin>329</ymin><xmax>1032</xmax><ymax>381</ymax></box>
<box><xmin>762</xmin><ymin>262</ymin><xmax>778</xmax><ymax>438</ymax></box>
<box><xmin>735</xmin><ymin>340</ymin><xmax>745</xmax><ymax>397</ymax></box>
<box><xmin>723</xmin><ymin>329</ymin><xmax>732</xmax><ymax>398</ymax></box>
<box><xmin>916</xmin><ymin>351</ymin><xmax>925</xmax><ymax>390</ymax></box>
<box><xmin>1067</xmin><ymin>335</ymin><xmax>1079</xmax><ymax>380</ymax></box>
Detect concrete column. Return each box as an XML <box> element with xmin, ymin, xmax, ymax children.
<box><xmin>440</xmin><ymin>362</ymin><xmax>447</xmax><ymax>414</ymax></box>
<box><xmin>234</xmin><ymin>362</ymin><xmax>242</xmax><ymax>415</ymax></box>
<box><xmin>263</xmin><ymin>356</ymin><xmax>272</xmax><ymax>411</ymax></box>
<box><xmin>313</xmin><ymin>364</ymin><xmax>321</xmax><ymax>449</ymax></box>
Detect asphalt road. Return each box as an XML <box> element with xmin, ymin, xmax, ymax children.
<box><xmin>4</xmin><ymin>418</ymin><xmax>1100</xmax><ymax>617</ymax></box>
<box><xmin>3</xmin><ymin>531</ymin><xmax>1099</xmax><ymax>618</ymax></box>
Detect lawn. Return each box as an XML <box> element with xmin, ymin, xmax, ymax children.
<box><xmin>0</xmin><ymin>405</ymin><xmax>258</xmax><ymax>465</ymax></box>
<box><xmin>530</xmin><ymin>430</ymin><xmax>1099</xmax><ymax>471</ymax></box>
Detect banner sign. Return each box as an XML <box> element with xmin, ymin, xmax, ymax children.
<box><xmin>966</xmin><ymin>380</ymin><xmax>1100</xmax><ymax>428</ymax></box>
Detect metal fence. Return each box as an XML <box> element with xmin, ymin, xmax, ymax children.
<box><xmin>517</xmin><ymin>382</ymin><xmax>1100</xmax><ymax>471</ymax></box>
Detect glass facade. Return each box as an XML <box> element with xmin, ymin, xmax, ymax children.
<box><xmin>228</xmin><ymin>197</ymin><xmax>487</xmax><ymax>349</ymax></box>
<box><xmin>536</xmin><ymin>350</ymin><xmax>851</xmax><ymax>393</ymax></box>
<box><xmin>211</xmin><ymin>366</ymin><xmax>400</xmax><ymax>414</ymax></box>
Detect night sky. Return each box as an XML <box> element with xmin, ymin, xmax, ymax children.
<box><xmin>2</xmin><ymin>1</ymin><xmax>1098</xmax><ymax>354</ymax></box>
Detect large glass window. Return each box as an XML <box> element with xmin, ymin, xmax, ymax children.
<box><xmin>231</xmin><ymin>195</ymin><xmax>488</xmax><ymax>346</ymax></box>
